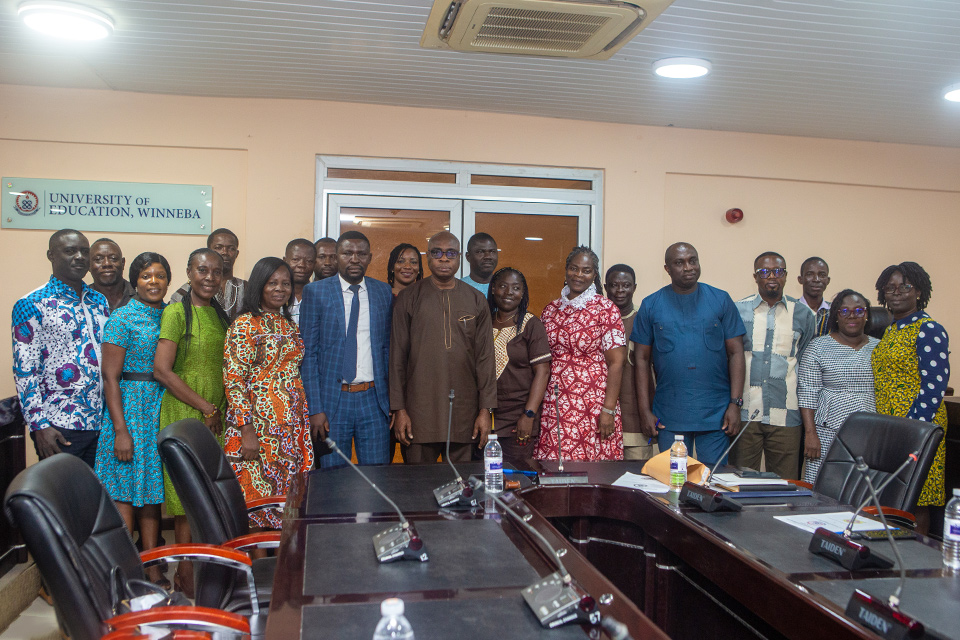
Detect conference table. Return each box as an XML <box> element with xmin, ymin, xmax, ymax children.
<box><xmin>266</xmin><ymin>459</ymin><xmax>958</xmax><ymax>639</ymax></box>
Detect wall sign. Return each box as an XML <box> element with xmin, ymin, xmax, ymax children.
<box><xmin>2</xmin><ymin>177</ymin><xmax>212</xmax><ymax>235</ymax></box>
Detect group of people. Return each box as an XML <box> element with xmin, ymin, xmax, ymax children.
<box><xmin>11</xmin><ymin>228</ymin><xmax>951</xmax><ymax>598</ymax></box>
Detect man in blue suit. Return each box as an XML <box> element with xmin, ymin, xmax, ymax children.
<box><xmin>300</xmin><ymin>230</ymin><xmax>393</xmax><ymax>467</ymax></box>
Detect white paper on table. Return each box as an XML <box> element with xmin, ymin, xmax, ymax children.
<box><xmin>773</xmin><ymin>511</ymin><xmax>889</xmax><ymax>534</ymax></box>
<box><xmin>612</xmin><ymin>471</ymin><xmax>671</xmax><ymax>494</ymax></box>
<box><xmin>710</xmin><ymin>473</ymin><xmax>792</xmax><ymax>487</ymax></box>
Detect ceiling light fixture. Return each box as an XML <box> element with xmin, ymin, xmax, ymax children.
<box><xmin>18</xmin><ymin>1</ymin><xmax>114</xmax><ymax>40</ymax></box>
<box><xmin>945</xmin><ymin>84</ymin><xmax>960</xmax><ymax>102</ymax></box>
<box><xmin>653</xmin><ymin>57</ymin><xmax>711</xmax><ymax>79</ymax></box>
<box><xmin>524</xmin><ymin>237</ymin><xmax>543</xmax><ymax>241</ymax></box>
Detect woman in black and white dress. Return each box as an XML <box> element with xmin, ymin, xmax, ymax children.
<box><xmin>798</xmin><ymin>289</ymin><xmax>879</xmax><ymax>483</ymax></box>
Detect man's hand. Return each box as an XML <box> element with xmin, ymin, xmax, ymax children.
<box><xmin>804</xmin><ymin>429</ymin><xmax>822</xmax><ymax>460</ymax></box>
<box><xmin>597</xmin><ymin>409</ymin><xmax>615</xmax><ymax>440</ymax></box>
<box><xmin>639</xmin><ymin>409</ymin><xmax>660</xmax><ymax>439</ymax></box>
<box><xmin>240</xmin><ymin>425</ymin><xmax>260</xmax><ymax>461</ymax></box>
<box><xmin>394</xmin><ymin>409</ymin><xmax>413</xmax><ymax>446</ymax></box>
<box><xmin>515</xmin><ymin>414</ymin><xmax>534</xmax><ymax>444</ymax></box>
<box><xmin>114</xmin><ymin>430</ymin><xmax>134</xmax><ymax>462</ymax></box>
<box><xmin>36</xmin><ymin>427</ymin><xmax>69</xmax><ymax>459</ymax></box>
<box><xmin>721</xmin><ymin>404</ymin><xmax>741</xmax><ymax>436</ymax></box>
<box><xmin>473</xmin><ymin>410</ymin><xmax>492</xmax><ymax>449</ymax></box>
<box><xmin>309</xmin><ymin>413</ymin><xmax>329</xmax><ymax>440</ymax></box>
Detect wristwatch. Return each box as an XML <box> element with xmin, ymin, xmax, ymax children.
<box><xmin>730</xmin><ymin>397</ymin><xmax>743</xmax><ymax>408</ymax></box>
<box><xmin>523</xmin><ymin>409</ymin><xmax>536</xmax><ymax>418</ymax></box>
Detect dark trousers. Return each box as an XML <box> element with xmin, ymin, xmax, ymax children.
<box><xmin>31</xmin><ymin>428</ymin><xmax>99</xmax><ymax>468</ymax></box>
<box><xmin>404</xmin><ymin>442</ymin><xmax>473</xmax><ymax>464</ymax></box>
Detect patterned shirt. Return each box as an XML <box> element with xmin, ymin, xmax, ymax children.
<box><xmin>798</xmin><ymin>296</ymin><xmax>830</xmax><ymax>338</ymax></box>
<box><xmin>12</xmin><ymin>276</ymin><xmax>110</xmax><ymax>432</ymax></box>
<box><xmin>170</xmin><ymin>277</ymin><xmax>247</xmax><ymax>321</ymax></box>
<box><xmin>736</xmin><ymin>293</ymin><xmax>816</xmax><ymax>427</ymax></box>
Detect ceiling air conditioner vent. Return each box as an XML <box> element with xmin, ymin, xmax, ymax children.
<box><xmin>422</xmin><ymin>0</ymin><xmax>674</xmax><ymax>60</ymax></box>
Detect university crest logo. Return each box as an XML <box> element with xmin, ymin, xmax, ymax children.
<box><xmin>14</xmin><ymin>190</ymin><xmax>39</xmax><ymax>216</ymax></box>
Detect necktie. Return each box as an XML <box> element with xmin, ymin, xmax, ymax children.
<box><xmin>342</xmin><ymin>284</ymin><xmax>361</xmax><ymax>382</ymax></box>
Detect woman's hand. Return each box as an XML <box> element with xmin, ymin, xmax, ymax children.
<box><xmin>515</xmin><ymin>414</ymin><xmax>535</xmax><ymax>444</ymax></box>
<box><xmin>240</xmin><ymin>425</ymin><xmax>260</xmax><ymax>461</ymax></box>
<box><xmin>597</xmin><ymin>409</ymin><xmax>616</xmax><ymax>440</ymax></box>
<box><xmin>203</xmin><ymin>405</ymin><xmax>222</xmax><ymax>436</ymax></box>
<box><xmin>114</xmin><ymin>429</ymin><xmax>134</xmax><ymax>462</ymax></box>
<box><xmin>803</xmin><ymin>429</ymin><xmax>822</xmax><ymax>460</ymax></box>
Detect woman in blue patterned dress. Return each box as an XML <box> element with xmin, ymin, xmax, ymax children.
<box><xmin>94</xmin><ymin>252</ymin><xmax>171</xmax><ymax>586</ymax></box>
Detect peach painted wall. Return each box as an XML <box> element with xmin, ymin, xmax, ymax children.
<box><xmin>3</xmin><ymin>84</ymin><xmax>960</xmax><ymax>459</ymax></box>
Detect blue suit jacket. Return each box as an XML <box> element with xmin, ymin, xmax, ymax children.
<box><xmin>300</xmin><ymin>275</ymin><xmax>392</xmax><ymax>420</ymax></box>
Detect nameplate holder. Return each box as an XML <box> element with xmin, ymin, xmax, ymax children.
<box><xmin>845</xmin><ymin>589</ymin><xmax>926</xmax><ymax>640</ymax></box>
<box><xmin>538</xmin><ymin>471</ymin><xmax>589</xmax><ymax>485</ymax></box>
<box><xmin>808</xmin><ymin>528</ymin><xmax>894</xmax><ymax>570</ymax></box>
<box><xmin>679</xmin><ymin>482</ymin><xmax>742</xmax><ymax>512</ymax></box>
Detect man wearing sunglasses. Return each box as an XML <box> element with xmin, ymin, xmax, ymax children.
<box><xmin>390</xmin><ymin>231</ymin><xmax>497</xmax><ymax>463</ymax></box>
<box><xmin>732</xmin><ymin>252</ymin><xmax>816</xmax><ymax>480</ymax></box>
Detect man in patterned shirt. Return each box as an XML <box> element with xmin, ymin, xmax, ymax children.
<box><xmin>12</xmin><ymin>229</ymin><xmax>110</xmax><ymax>465</ymax></box>
<box><xmin>732</xmin><ymin>251</ymin><xmax>815</xmax><ymax>480</ymax></box>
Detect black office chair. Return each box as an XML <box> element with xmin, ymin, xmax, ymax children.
<box><xmin>3</xmin><ymin>454</ymin><xmax>250</xmax><ymax>640</ymax></box>
<box><xmin>158</xmin><ymin>419</ymin><xmax>282</xmax><ymax>617</ymax></box>
<box><xmin>813</xmin><ymin>412</ymin><xmax>943</xmax><ymax>519</ymax></box>
<box><xmin>866</xmin><ymin>306</ymin><xmax>893</xmax><ymax>340</ymax></box>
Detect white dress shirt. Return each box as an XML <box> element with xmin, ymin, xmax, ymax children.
<box><xmin>339</xmin><ymin>274</ymin><xmax>374</xmax><ymax>383</ymax></box>
<box><xmin>289</xmin><ymin>292</ymin><xmax>302</xmax><ymax>329</ymax></box>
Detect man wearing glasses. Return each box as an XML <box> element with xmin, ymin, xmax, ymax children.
<box><xmin>390</xmin><ymin>231</ymin><xmax>497</xmax><ymax>463</ymax></box>
<box><xmin>732</xmin><ymin>252</ymin><xmax>816</xmax><ymax>480</ymax></box>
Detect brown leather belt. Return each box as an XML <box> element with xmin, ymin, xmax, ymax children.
<box><xmin>341</xmin><ymin>381</ymin><xmax>375</xmax><ymax>392</ymax></box>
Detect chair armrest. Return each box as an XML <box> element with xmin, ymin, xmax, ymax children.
<box><xmin>786</xmin><ymin>479</ymin><xmax>813</xmax><ymax>489</ymax></box>
<box><xmin>139</xmin><ymin>545</ymin><xmax>260</xmax><ymax>616</ymax></box>
<box><xmin>863</xmin><ymin>505</ymin><xmax>917</xmax><ymax>529</ymax></box>
<box><xmin>107</xmin><ymin>606</ymin><xmax>249</xmax><ymax>635</ymax></box>
<box><xmin>246</xmin><ymin>495</ymin><xmax>286</xmax><ymax>513</ymax></box>
<box><xmin>222</xmin><ymin>531</ymin><xmax>282</xmax><ymax>551</ymax></box>
<box><xmin>103</xmin><ymin>629</ymin><xmax>212</xmax><ymax>640</ymax></box>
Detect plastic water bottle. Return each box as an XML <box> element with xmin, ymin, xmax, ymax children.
<box><xmin>669</xmin><ymin>435</ymin><xmax>688</xmax><ymax>491</ymax></box>
<box><xmin>484</xmin><ymin>434</ymin><xmax>503</xmax><ymax>493</ymax></box>
<box><xmin>373</xmin><ymin>598</ymin><xmax>414</xmax><ymax>640</ymax></box>
<box><xmin>943</xmin><ymin>488</ymin><xmax>960</xmax><ymax>570</ymax></box>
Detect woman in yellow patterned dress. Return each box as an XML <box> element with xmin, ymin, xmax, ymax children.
<box><xmin>223</xmin><ymin>257</ymin><xmax>314</xmax><ymax>529</ymax></box>
<box><xmin>872</xmin><ymin>262</ymin><xmax>949</xmax><ymax>535</ymax></box>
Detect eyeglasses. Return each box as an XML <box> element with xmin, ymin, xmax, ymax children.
<box><xmin>883</xmin><ymin>283</ymin><xmax>914</xmax><ymax>295</ymax></box>
<box><xmin>428</xmin><ymin>248</ymin><xmax>460</xmax><ymax>259</ymax></box>
<box><xmin>838</xmin><ymin>307</ymin><xmax>867</xmax><ymax>319</ymax></box>
<box><xmin>755</xmin><ymin>268</ymin><xmax>786</xmax><ymax>279</ymax></box>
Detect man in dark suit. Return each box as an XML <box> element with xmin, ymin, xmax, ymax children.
<box><xmin>300</xmin><ymin>230</ymin><xmax>393</xmax><ymax>467</ymax></box>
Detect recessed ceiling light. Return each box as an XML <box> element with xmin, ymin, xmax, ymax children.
<box><xmin>524</xmin><ymin>237</ymin><xmax>543</xmax><ymax>241</ymax></box>
<box><xmin>945</xmin><ymin>84</ymin><xmax>960</xmax><ymax>102</ymax></box>
<box><xmin>653</xmin><ymin>57</ymin><xmax>712</xmax><ymax>79</ymax></box>
<box><xmin>18</xmin><ymin>1</ymin><xmax>114</xmax><ymax>41</ymax></box>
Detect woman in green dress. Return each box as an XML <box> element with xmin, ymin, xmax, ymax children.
<box><xmin>872</xmin><ymin>262</ymin><xmax>949</xmax><ymax>535</ymax></box>
<box><xmin>154</xmin><ymin>248</ymin><xmax>231</xmax><ymax>594</ymax></box>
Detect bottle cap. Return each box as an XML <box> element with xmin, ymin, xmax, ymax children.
<box><xmin>488</xmin><ymin>434</ymin><xmax>498</xmax><ymax>441</ymax></box>
<box><xmin>954</xmin><ymin>488</ymin><xmax>960</xmax><ymax>497</ymax></box>
<box><xmin>675</xmin><ymin>435</ymin><xmax>684</xmax><ymax>441</ymax></box>
<box><xmin>381</xmin><ymin>598</ymin><xmax>404</xmax><ymax>616</ymax></box>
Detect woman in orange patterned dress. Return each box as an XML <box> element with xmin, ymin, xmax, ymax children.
<box><xmin>223</xmin><ymin>257</ymin><xmax>314</xmax><ymax>529</ymax></box>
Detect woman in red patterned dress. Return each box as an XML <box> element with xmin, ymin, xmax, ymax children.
<box><xmin>535</xmin><ymin>247</ymin><xmax>627</xmax><ymax>461</ymax></box>
<box><xmin>223</xmin><ymin>257</ymin><xmax>314</xmax><ymax>529</ymax></box>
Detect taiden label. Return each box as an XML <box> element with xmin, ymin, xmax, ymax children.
<box><xmin>945</xmin><ymin>517</ymin><xmax>960</xmax><ymax>542</ymax></box>
<box><xmin>485</xmin><ymin>457</ymin><xmax>503</xmax><ymax>473</ymax></box>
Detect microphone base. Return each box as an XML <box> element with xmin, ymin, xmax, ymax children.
<box><xmin>433</xmin><ymin>479</ymin><xmax>478</xmax><ymax>509</ymax></box>
<box><xmin>845</xmin><ymin>589</ymin><xmax>926</xmax><ymax>639</ymax></box>
<box><xmin>679</xmin><ymin>482</ymin><xmax>742</xmax><ymax>512</ymax></box>
<box><xmin>538</xmin><ymin>471</ymin><xmax>589</xmax><ymax>485</ymax></box>
<box><xmin>521</xmin><ymin>571</ymin><xmax>600</xmax><ymax>628</ymax></box>
<box><xmin>373</xmin><ymin>522</ymin><xmax>429</xmax><ymax>564</ymax></box>
<box><xmin>808</xmin><ymin>528</ymin><xmax>894</xmax><ymax>570</ymax></box>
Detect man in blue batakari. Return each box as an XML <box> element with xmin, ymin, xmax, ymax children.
<box><xmin>630</xmin><ymin>242</ymin><xmax>746</xmax><ymax>466</ymax></box>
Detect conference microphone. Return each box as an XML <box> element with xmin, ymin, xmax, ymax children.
<box><xmin>433</xmin><ymin>389</ymin><xmax>479</xmax><ymax>509</ymax></box>
<box><xmin>481</xmin><ymin>485</ymin><xmax>601</xmax><ymax>630</ymax></box>
<box><xmin>325</xmin><ymin>438</ymin><xmax>428</xmax><ymax>564</ymax></box>
<box><xmin>678</xmin><ymin>409</ymin><xmax>759</xmax><ymax>512</ymax></box>
<box><xmin>843</xmin><ymin>457</ymin><xmax>927</xmax><ymax>639</ymax></box>
<box><xmin>808</xmin><ymin>449</ymin><xmax>920</xmax><ymax>571</ymax></box>
<box><xmin>538</xmin><ymin>382</ymin><xmax>588</xmax><ymax>486</ymax></box>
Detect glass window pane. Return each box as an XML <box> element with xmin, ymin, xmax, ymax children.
<box><xmin>474</xmin><ymin>211</ymin><xmax>580</xmax><ymax>315</ymax></box>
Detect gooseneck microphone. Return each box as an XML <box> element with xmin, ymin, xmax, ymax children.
<box><xmin>678</xmin><ymin>409</ymin><xmax>760</xmax><ymax>512</ymax></box>
<box><xmin>842</xmin><ymin>457</ymin><xmax>926</xmax><ymax>639</ymax></box>
<box><xmin>432</xmin><ymin>389</ymin><xmax>478</xmax><ymax>508</ymax></box>
<box><xmin>704</xmin><ymin>409</ymin><xmax>760</xmax><ymax>486</ymax></box>
<box><xmin>325</xmin><ymin>437</ymin><xmax>428</xmax><ymax>564</ymax></box>
<box><xmin>843</xmin><ymin>450</ymin><xmax>919</xmax><ymax>537</ymax></box>
<box><xmin>538</xmin><ymin>382</ymin><xmax>587</xmax><ymax>485</ymax></box>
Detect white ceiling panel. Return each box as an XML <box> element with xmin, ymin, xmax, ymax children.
<box><xmin>2</xmin><ymin>0</ymin><xmax>960</xmax><ymax>146</ymax></box>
